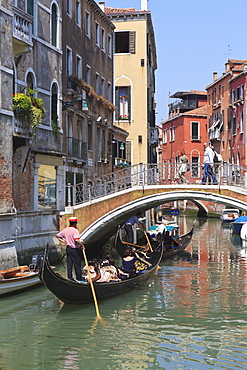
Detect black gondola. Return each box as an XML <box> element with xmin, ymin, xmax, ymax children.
<box><xmin>161</xmin><ymin>227</ymin><xmax>194</xmax><ymax>260</ymax></box>
<box><xmin>39</xmin><ymin>230</ymin><xmax>163</xmax><ymax>305</ymax></box>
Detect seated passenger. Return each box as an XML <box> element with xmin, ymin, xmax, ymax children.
<box><xmin>82</xmin><ymin>259</ymin><xmax>101</xmax><ymax>282</ymax></box>
<box><xmin>162</xmin><ymin>230</ymin><xmax>180</xmax><ymax>250</ymax></box>
<box><xmin>122</xmin><ymin>248</ymin><xmax>138</xmax><ymax>275</ymax></box>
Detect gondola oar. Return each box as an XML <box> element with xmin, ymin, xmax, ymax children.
<box><xmin>82</xmin><ymin>247</ymin><xmax>102</xmax><ymax>320</ymax></box>
<box><xmin>144</xmin><ymin>230</ymin><xmax>153</xmax><ymax>252</ymax></box>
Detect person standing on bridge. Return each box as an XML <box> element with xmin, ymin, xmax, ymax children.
<box><xmin>124</xmin><ymin>212</ymin><xmax>144</xmax><ymax>245</ymax></box>
<box><xmin>178</xmin><ymin>151</ymin><xmax>189</xmax><ymax>184</ymax></box>
<box><xmin>201</xmin><ymin>142</ymin><xmax>218</xmax><ymax>185</ymax></box>
<box><xmin>56</xmin><ymin>217</ymin><xmax>85</xmax><ymax>281</ymax></box>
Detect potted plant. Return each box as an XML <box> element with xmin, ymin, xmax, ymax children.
<box><xmin>12</xmin><ymin>89</ymin><xmax>46</xmax><ymax>134</ymax></box>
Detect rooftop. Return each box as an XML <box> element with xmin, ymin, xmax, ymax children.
<box><xmin>105</xmin><ymin>6</ymin><xmax>150</xmax><ymax>15</ymax></box>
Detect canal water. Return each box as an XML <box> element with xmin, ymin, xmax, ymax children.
<box><xmin>1</xmin><ymin>217</ymin><xmax>247</xmax><ymax>370</ymax></box>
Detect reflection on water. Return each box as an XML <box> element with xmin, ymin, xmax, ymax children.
<box><xmin>0</xmin><ymin>217</ymin><xmax>247</xmax><ymax>369</ymax></box>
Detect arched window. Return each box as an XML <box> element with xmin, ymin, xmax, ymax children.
<box><xmin>51</xmin><ymin>3</ymin><xmax>58</xmax><ymax>47</ymax></box>
<box><xmin>26</xmin><ymin>72</ymin><xmax>34</xmax><ymax>90</ymax></box>
<box><xmin>51</xmin><ymin>83</ymin><xmax>58</xmax><ymax>123</ymax></box>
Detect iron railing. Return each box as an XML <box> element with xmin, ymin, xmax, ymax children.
<box><xmin>66</xmin><ymin>162</ymin><xmax>247</xmax><ymax>206</ymax></box>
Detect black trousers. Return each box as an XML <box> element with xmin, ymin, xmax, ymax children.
<box><xmin>66</xmin><ymin>246</ymin><xmax>83</xmax><ymax>280</ymax></box>
<box><xmin>124</xmin><ymin>224</ymin><xmax>134</xmax><ymax>244</ymax></box>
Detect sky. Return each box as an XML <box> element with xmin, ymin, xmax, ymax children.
<box><xmin>104</xmin><ymin>0</ymin><xmax>247</xmax><ymax>125</ymax></box>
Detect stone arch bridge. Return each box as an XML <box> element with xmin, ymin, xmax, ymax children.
<box><xmin>61</xmin><ymin>184</ymin><xmax>247</xmax><ymax>258</ymax></box>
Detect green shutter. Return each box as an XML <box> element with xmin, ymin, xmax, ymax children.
<box><xmin>115</xmin><ymin>87</ymin><xmax>119</xmax><ymax>119</ymax></box>
<box><xmin>127</xmin><ymin>86</ymin><xmax>131</xmax><ymax>122</ymax></box>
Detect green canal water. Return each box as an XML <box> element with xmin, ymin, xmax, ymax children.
<box><xmin>0</xmin><ymin>217</ymin><xmax>247</xmax><ymax>370</ymax></box>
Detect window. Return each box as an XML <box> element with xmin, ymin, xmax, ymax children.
<box><xmin>66</xmin><ymin>0</ymin><xmax>72</xmax><ymax>16</ymax></box>
<box><xmin>26</xmin><ymin>71</ymin><xmax>35</xmax><ymax>90</ymax></box>
<box><xmin>101</xmin><ymin>28</ymin><xmax>105</xmax><ymax>51</ymax></box>
<box><xmin>86</xmin><ymin>65</ymin><xmax>91</xmax><ymax>84</ymax></box>
<box><xmin>95</xmin><ymin>73</ymin><xmax>99</xmax><ymax>94</ymax></box>
<box><xmin>95</xmin><ymin>21</ymin><xmax>99</xmax><ymax>46</ymax></box>
<box><xmin>163</xmin><ymin>129</ymin><xmax>167</xmax><ymax>144</ymax></box>
<box><xmin>38</xmin><ymin>165</ymin><xmax>56</xmax><ymax>208</ymax></box>
<box><xmin>169</xmin><ymin>126</ymin><xmax>175</xmax><ymax>142</ymax></box>
<box><xmin>66</xmin><ymin>47</ymin><xmax>72</xmax><ymax>85</ymax></box>
<box><xmin>115</xmin><ymin>86</ymin><xmax>131</xmax><ymax>120</ymax></box>
<box><xmin>233</xmin><ymin>117</ymin><xmax>236</xmax><ymax>135</ymax></box>
<box><xmin>114</xmin><ymin>31</ymin><xmax>136</xmax><ymax>54</ymax></box>
<box><xmin>88</xmin><ymin>124</ymin><xmax>92</xmax><ymax>150</ymax></box>
<box><xmin>51</xmin><ymin>82</ymin><xmax>58</xmax><ymax>123</ymax></box>
<box><xmin>231</xmin><ymin>90</ymin><xmax>235</xmax><ymax>104</ymax></box>
<box><xmin>85</xmin><ymin>11</ymin><xmax>90</xmax><ymax>37</ymax></box>
<box><xmin>191</xmin><ymin>157</ymin><xmax>199</xmax><ymax>178</ymax></box>
<box><xmin>51</xmin><ymin>3</ymin><xmax>58</xmax><ymax>47</ymax></box>
<box><xmin>241</xmin><ymin>84</ymin><xmax>244</xmax><ymax>100</ymax></box>
<box><xmin>108</xmin><ymin>35</ymin><xmax>112</xmax><ymax>57</ymax></box>
<box><xmin>101</xmin><ymin>77</ymin><xmax>105</xmax><ymax>97</ymax></box>
<box><xmin>76</xmin><ymin>55</ymin><xmax>82</xmax><ymax>79</ymax></box>
<box><xmin>108</xmin><ymin>82</ymin><xmax>112</xmax><ymax>102</ymax></box>
<box><xmin>236</xmin><ymin>86</ymin><xmax>240</xmax><ymax>101</ymax></box>
<box><xmin>76</xmin><ymin>1</ymin><xmax>81</xmax><ymax>27</ymax></box>
<box><xmin>240</xmin><ymin>110</ymin><xmax>244</xmax><ymax>133</ymax></box>
<box><xmin>191</xmin><ymin>121</ymin><xmax>200</xmax><ymax>140</ymax></box>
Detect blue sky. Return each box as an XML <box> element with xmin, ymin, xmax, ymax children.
<box><xmin>105</xmin><ymin>0</ymin><xmax>247</xmax><ymax>125</ymax></box>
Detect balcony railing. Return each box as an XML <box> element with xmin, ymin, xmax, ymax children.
<box><xmin>12</xmin><ymin>6</ymin><xmax>33</xmax><ymax>47</ymax></box>
<box><xmin>169</xmin><ymin>99</ymin><xmax>197</xmax><ymax>113</ymax></box>
<box><xmin>97</xmin><ymin>151</ymin><xmax>110</xmax><ymax>163</ymax></box>
<box><xmin>67</xmin><ymin>138</ymin><xmax>87</xmax><ymax>160</ymax></box>
<box><xmin>13</xmin><ymin>113</ymin><xmax>32</xmax><ymax>138</ymax></box>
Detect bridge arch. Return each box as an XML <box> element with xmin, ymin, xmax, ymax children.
<box><xmin>80</xmin><ymin>189</ymin><xmax>247</xmax><ymax>257</ymax></box>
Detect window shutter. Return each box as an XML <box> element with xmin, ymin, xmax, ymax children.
<box><xmin>115</xmin><ymin>87</ymin><xmax>119</xmax><ymax>119</ymax></box>
<box><xmin>129</xmin><ymin>31</ymin><xmax>136</xmax><ymax>54</ymax></box>
<box><xmin>127</xmin><ymin>86</ymin><xmax>131</xmax><ymax>121</ymax></box>
<box><xmin>112</xmin><ymin>32</ymin><xmax>115</xmax><ymax>54</ymax></box>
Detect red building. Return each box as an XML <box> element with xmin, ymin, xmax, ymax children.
<box><xmin>229</xmin><ymin>72</ymin><xmax>247</xmax><ymax>167</ymax></box>
<box><xmin>161</xmin><ymin>91</ymin><xmax>208</xmax><ymax>183</ymax></box>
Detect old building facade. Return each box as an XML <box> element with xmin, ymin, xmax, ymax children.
<box><xmin>61</xmin><ymin>0</ymin><xmax>116</xmax><ymax>207</ymax></box>
<box><xmin>104</xmin><ymin>0</ymin><xmax>158</xmax><ymax>166</ymax></box>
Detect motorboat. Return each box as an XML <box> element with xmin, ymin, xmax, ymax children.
<box><xmin>220</xmin><ymin>209</ymin><xmax>240</xmax><ymax>224</ymax></box>
<box><xmin>231</xmin><ymin>215</ymin><xmax>247</xmax><ymax>235</ymax></box>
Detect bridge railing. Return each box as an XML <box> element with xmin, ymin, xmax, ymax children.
<box><xmin>66</xmin><ymin>162</ymin><xmax>247</xmax><ymax>206</ymax></box>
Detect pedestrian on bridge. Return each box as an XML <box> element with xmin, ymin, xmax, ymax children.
<box><xmin>124</xmin><ymin>212</ymin><xmax>144</xmax><ymax>244</ymax></box>
<box><xmin>201</xmin><ymin>143</ymin><xmax>218</xmax><ymax>185</ymax></box>
<box><xmin>178</xmin><ymin>151</ymin><xmax>189</xmax><ymax>184</ymax></box>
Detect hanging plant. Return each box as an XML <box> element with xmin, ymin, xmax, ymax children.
<box><xmin>51</xmin><ymin>116</ymin><xmax>60</xmax><ymax>139</ymax></box>
<box><xmin>13</xmin><ymin>89</ymin><xmax>46</xmax><ymax>134</ymax></box>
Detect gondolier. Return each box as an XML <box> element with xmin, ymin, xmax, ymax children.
<box><xmin>124</xmin><ymin>212</ymin><xmax>144</xmax><ymax>244</ymax></box>
<box><xmin>56</xmin><ymin>217</ymin><xmax>85</xmax><ymax>281</ymax></box>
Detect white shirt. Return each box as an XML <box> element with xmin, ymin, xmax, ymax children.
<box><xmin>203</xmin><ymin>146</ymin><xmax>214</xmax><ymax>164</ymax></box>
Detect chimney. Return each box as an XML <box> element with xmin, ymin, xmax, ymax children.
<box><xmin>141</xmin><ymin>0</ymin><xmax>149</xmax><ymax>10</ymax></box>
<box><xmin>213</xmin><ymin>72</ymin><xmax>218</xmax><ymax>81</ymax></box>
<box><xmin>99</xmin><ymin>1</ymin><xmax>105</xmax><ymax>12</ymax></box>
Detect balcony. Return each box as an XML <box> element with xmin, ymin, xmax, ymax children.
<box><xmin>67</xmin><ymin>138</ymin><xmax>87</xmax><ymax>161</ymax></box>
<box><xmin>13</xmin><ymin>113</ymin><xmax>32</xmax><ymax>138</ymax></box>
<box><xmin>168</xmin><ymin>99</ymin><xmax>196</xmax><ymax>113</ymax></box>
<box><xmin>149</xmin><ymin>127</ymin><xmax>159</xmax><ymax>145</ymax></box>
<box><xmin>12</xmin><ymin>6</ymin><xmax>33</xmax><ymax>56</ymax></box>
<box><xmin>114</xmin><ymin>157</ymin><xmax>130</xmax><ymax>167</ymax></box>
<box><xmin>97</xmin><ymin>151</ymin><xmax>110</xmax><ymax>163</ymax></box>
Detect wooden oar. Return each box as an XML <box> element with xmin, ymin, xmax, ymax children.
<box><xmin>122</xmin><ymin>240</ymin><xmax>148</xmax><ymax>249</ymax></box>
<box><xmin>82</xmin><ymin>248</ymin><xmax>102</xmax><ymax>320</ymax></box>
<box><xmin>144</xmin><ymin>230</ymin><xmax>153</xmax><ymax>252</ymax></box>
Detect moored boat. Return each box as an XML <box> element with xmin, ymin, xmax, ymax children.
<box><xmin>220</xmin><ymin>209</ymin><xmax>240</xmax><ymax>224</ymax></box>
<box><xmin>0</xmin><ymin>256</ymin><xmax>43</xmax><ymax>297</ymax></box>
<box><xmin>162</xmin><ymin>227</ymin><xmax>194</xmax><ymax>260</ymax></box>
<box><xmin>231</xmin><ymin>215</ymin><xmax>247</xmax><ymax>235</ymax></box>
<box><xmin>39</xmin><ymin>232</ymin><xmax>163</xmax><ymax>305</ymax></box>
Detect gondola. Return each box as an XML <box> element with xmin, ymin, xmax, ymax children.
<box><xmin>39</xmin><ymin>230</ymin><xmax>163</xmax><ymax>305</ymax></box>
<box><xmin>161</xmin><ymin>227</ymin><xmax>194</xmax><ymax>260</ymax></box>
